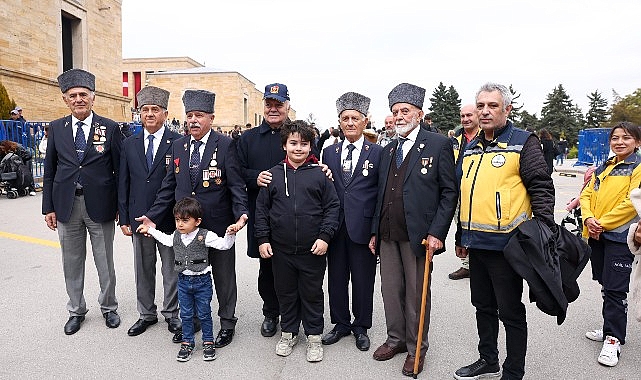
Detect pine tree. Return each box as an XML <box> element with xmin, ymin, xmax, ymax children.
<box><xmin>508</xmin><ymin>85</ymin><xmax>525</xmax><ymax>127</ymax></box>
<box><xmin>539</xmin><ymin>84</ymin><xmax>580</xmax><ymax>146</ymax></box>
<box><xmin>0</xmin><ymin>81</ymin><xmax>16</xmax><ymax>119</ymax></box>
<box><xmin>586</xmin><ymin>90</ymin><xmax>609</xmax><ymax>128</ymax></box>
<box><xmin>428</xmin><ymin>82</ymin><xmax>461</xmax><ymax>133</ymax></box>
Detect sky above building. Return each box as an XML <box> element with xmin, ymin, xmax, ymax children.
<box><xmin>122</xmin><ymin>0</ymin><xmax>641</xmax><ymax>130</ymax></box>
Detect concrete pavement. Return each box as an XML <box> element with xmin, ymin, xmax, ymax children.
<box><xmin>0</xmin><ymin>172</ymin><xmax>639</xmax><ymax>379</ymax></box>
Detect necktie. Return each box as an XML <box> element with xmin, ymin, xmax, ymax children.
<box><xmin>75</xmin><ymin>121</ymin><xmax>86</xmax><ymax>163</ymax></box>
<box><xmin>395</xmin><ymin>137</ymin><xmax>407</xmax><ymax>168</ymax></box>
<box><xmin>146</xmin><ymin>135</ymin><xmax>155</xmax><ymax>170</ymax></box>
<box><xmin>190</xmin><ymin>140</ymin><xmax>203</xmax><ymax>188</ymax></box>
<box><xmin>343</xmin><ymin>144</ymin><xmax>356</xmax><ymax>184</ymax></box>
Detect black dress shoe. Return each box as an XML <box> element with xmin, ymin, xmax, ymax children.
<box><xmin>214</xmin><ymin>329</ymin><xmax>234</xmax><ymax>348</ymax></box>
<box><xmin>103</xmin><ymin>311</ymin><xmax>121</xmax><ymax>328</ymax></box>
<box><xmin>454</xmin><ymin>358</ymin><xmax>501</xmax><ymax>379</ymax></box>
<box><xmin>355</xmin><ymin>333</ymin><xmax>370</xmax><ymax>351</ymax></box>
<box><xmin>64</xmin><ymin>316</ymin><xmax>85</xmax><ymax>335</ymax></box>
<box><xmin>127</xmin><ymin>318</ymin><xmax>158</xmax><ymax>336</ymax></box>
<box><xmin>172</xmin><ymin>331</ymin><xmax>183</xmax><ymax>343</ymax></box>
<box><xmin>321</xmin><ymin>328</ymin><xmax>351</xmax><ymax>345</ymax></box>
<box><xmin>261</xmin><ymin>317</ymin><xmax>278</xmax><ymax>337</ymax></box>
<box><xmin>165</xmin><ymin>317</ymin><xmax>182</xmax><ymax>333</ymax></box>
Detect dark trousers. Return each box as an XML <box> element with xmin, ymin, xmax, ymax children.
<box><xmin>327</xmin><ymin>224</ymin><xmax>377</xmax><ymax>334</ymax></box>
<box><xmin>272</xmin><ymin>252</ymin><xmax>326</xmax><ymax>336</ymax></box>
<box><xmin>588</xmin><ymin>238</ymin><xmax>634</xmax><ymax>344</ymax></box>
<box><xmin>208</xmin><ymin>245</ymin><xmax>238</xmax><ymax>330</ymax></box>
<box><xmin>469</xmin><ymin>248</ymin><xmax>526</xmax><ymax>380</ymax></box>
<box><xmin>259</xmin><ymin>257</ymin><xmax>280</xmax><ymax>319</ymax></box>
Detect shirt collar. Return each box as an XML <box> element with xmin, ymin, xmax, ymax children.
<box><xmin>401</xmin><ymin>124</ymin><xmax>420</xmax><ymax>144</ymax></box>
<box><xmin>72</xmin><ymin>112</ymin><xmax>94</xmax><ymax>128</ymax></box>
<box><xmin>144</xmin><ymin>126</ymin><xmax>165</xmax><ymax>140</ymax></box>
<box><xmin>343</xmin><ymin>135</ymin><xmax>364</xmax><ymax>151</ymax></box>
<box><xmin>190</xmin><ymin>129</ymin><xmax>211</xmax><ymax>146</ymax></box>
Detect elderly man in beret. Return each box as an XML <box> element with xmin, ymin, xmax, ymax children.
<box><xmin>118</xmin><ymin>86</ymin><xmax>183</xmax><ymax>341</ymax></box>
<box><xmin>43</xmin><ymin>69</ymin><xmax>124</xmax><ymax>335</ymax></box>
<box><xmin>321</xmin><ymin>92</ymin><xmax>383</xmax><ymax>352</ymax></box>
<box><xmin>369</xmin><ymin>83</ymin><xmax>458</xmax><ymax>376</ymax></box>
<box><xmin>138</xmin><ymin>89</ymin><xmax>248</xmax><ymax>349</ymax></box>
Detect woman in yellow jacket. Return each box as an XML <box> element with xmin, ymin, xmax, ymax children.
<box><xmin>580</xmin><ymin>121</ymin><xmax>641</xmax><ymax>367</ymax></box>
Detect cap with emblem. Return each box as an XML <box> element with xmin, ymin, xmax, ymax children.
<box><xmin>10</xmin><ymin>109</ymin><xmax>18</xmax><ymax>115</ymax></box>
<box><xmin>183</xmin><ymin>89</ymin><xmax>215</xmax><ymax>114</ymax></box>
<box><xmin>336</xmin><ymin>92</ymin><xmax>370</xmax><ymax>117</ymax></box>
<box><xmin>57</xmin><ymin>69</ymin><xmax>96</xmax><ymax>93</ymax></box>
<box><xmin>137</xmin><ymin>86</ymin><xmax>170</xmax><ymax>109</ymax></box>
<box><xmin>263</xmin><ymin>83</ymin><xmax>289</xmax><ymax>103</ymax></box>
<box><xmin>388</xmin><ymin>83</ymin><xmax>426</xmax><ymax>110</ymax></box>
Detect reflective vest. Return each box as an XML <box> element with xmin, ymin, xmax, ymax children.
<box><xmin>460</xmin><ymin>123</ymin><xmax>532</xmax><ymax>251</ymax></box>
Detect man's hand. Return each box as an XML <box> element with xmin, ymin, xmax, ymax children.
<box><xmin>257</xmin><ymin>170</ymin><xmax>272</xmax><ymax>187</ymax></box>
<box><xmin>135</xmin><ymin>215</ymin><xmax>156</xmax><ymax>229</ymax></box>
<box><xmin>120</xmin><ymin>224</ymin><xmax>133</xmax><ymax>236</ymax></box>
<box><xmin>455</xmin><ymin>245</ymin><xmax>468</xmax><ymax>258</ymax></box>
<box><xmin>311</xmin><ymin>239</ymin><xmax>328</xmax><ymax>255</ymax></box>
<box><xmin>136</xmin><ymin>224</ymin><xmax>150</xmax><ymax>235</ymax></box>
<box><xmin>425</xmin><ymin>234</ymin><xmax>443</xmax><ymax>262</ymax></box>
<box><xmin>319</xmin><ymin>163</ymin><xmax>333</xmax><ymax>181</ymax></box>
<box><xmin>368</xmin><ymin>235</ymin><xmax>377</xmax><ymax>255</ymax></box>
<box><xmin>259</xmin><ymin>243</ymin><xmax>273</xmax><ymax>258</ymax></box>
<box><xmin>45</xmin><ymin>212</ymin><xmax>57</xmax><ymax>231</ymax></box>
<box><xmin>585</xmin><ymin>217</ymin><xmax>602</xmax><ymax>240</ymax></box>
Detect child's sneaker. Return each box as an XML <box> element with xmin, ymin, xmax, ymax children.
<box><xmin>585</xmin><ymin>328</ymin><xmax>604</xmax><ymax>341</ymax></box>
<box><xmin>306</xmin><ymin>334</ymin><xmax>323</xmax><ymax>362</ymax></box>
<box><xmin>203</xmin><ymin>342</ymin><xmax>217</xmax><ymax>361</ymax></box>
<box><xmin>276</xmin><ymin>332</ymin><xmax>298</xmax><ymax>357</ymax></box>
<box><xmin>176</xmin><ymin>343</ymin><xmax>195</xmax><ymax>362</ymax></box>
<box><xmin>598</xmin><ymin>336</ymin><xmax>620</xmax><ymax>367</ymax></box>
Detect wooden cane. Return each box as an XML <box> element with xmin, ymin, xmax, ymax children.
<box><xmin>413</xmin><ymin>239</ymin><xmax>431</xmax><ymax>378</ymax></box>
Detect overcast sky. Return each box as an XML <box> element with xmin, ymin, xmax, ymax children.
<box><xmin>122</xmin><ymin>0</ymin><xmax>641</xmax><ymax>130</ymax></box>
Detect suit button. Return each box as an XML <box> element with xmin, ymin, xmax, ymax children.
<box><xmin>191</xmin><ymin>192</ymin><xmax>196</xmax><ymax>196</ymax></box>
<box><xmin>391</xmin><ymin>187</ymin><xmax>395</xmax><ymax>191</ymax></box>
<box><xmin>79</xmin><ymin>165</ymin><xmax>82</xmax><ymax>169</ymax></box>
<box><xmin>394</xmin><ymin>173</ymin><xmax>398</xmax><ymax>177</ymax></box>
<box><xmin>146</xmin><ymin>180</ymin><xmax>150</xmax><ymax>183</ymax></box>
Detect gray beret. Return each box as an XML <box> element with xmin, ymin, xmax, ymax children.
<box><xmin>137</xmin><ymin>86</ymin><xmax>170</xmax><ymax>109</ymax></box>
<box><xmin>57</xmin><ymin>69</ymin><xmax>95</xmax><ymax>93</ymax></box>
<box><xmin>388</xmin><ymin>83</ymin><xmax>426</xmax><ymax>110</ymax></box>
<box><xmin>336</xmin><ymin>92</ymin><xmax>370</xmax><ymax>116</ymax></box>
<box><xmin>182</xmin><ymin>89</ymin><xmax>215</xmax><ymax>114</ymax></box>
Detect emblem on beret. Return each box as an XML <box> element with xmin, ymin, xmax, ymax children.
<box><xmin>270</xmin><ymin>85</ymin><xmax>280</xmax><ymax>94</ymax></box>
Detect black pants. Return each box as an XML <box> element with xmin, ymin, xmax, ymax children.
<box><xmin>258</xmin><ymin>257</ymin><xmax>280</xmax><ymax>319</ymax></box>
<box><xmin>272</xmin><ymin>252</ymin><xmax>326</xmax><ymax>336</ymax></box>
<box><xmin>588</xmin><ymin>238</ymin><xmax>634</xmax><ymax>344</ymax></box>
<box><xmin>327</xmin><ymin>224</ymin><xmax>377</xmax><ymax>334</ymax></box>
<box><xmin>469</xmin><ymin>248</ymin><xmax>526</xmax><ymax>380</ymax></box>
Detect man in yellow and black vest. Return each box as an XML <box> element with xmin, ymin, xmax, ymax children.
<box><xmin>453</xmin><ymin>83</ymin><xmax>555</xmax><ymax>380</ymax></box>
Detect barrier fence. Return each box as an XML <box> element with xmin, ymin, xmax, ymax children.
<box><xmin>0</xmin><ymin>120</ymin><xmax>141</xmax><ymax>181</ymax></box>
<box><xmin>576</xmin><ymin>128</ymin><xmax>611</xmax><ymax>167</ymax></box>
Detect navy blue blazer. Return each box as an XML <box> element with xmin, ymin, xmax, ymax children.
<box><xmin>146</xmin><ymin>130</ymin><xmax>248</xmax><ymax>237</ymax></box>
<box><xmin>118</xmin><ymin>127</ymin><xmax>181</xmax><ymax>234</ymax></box>
<box><xmin>42</xmin><ymin>113</ymin><xmax>122</xmax><ymax>223</ymax></box>
<box><xmin>372</xmin><ymin>128</ymin><xmax>458</xmax><ymax>257</ymax></box>
<box><xmin>322</xmin><ymin>139</ymin><xmax>383</xmax><ymax>245</ymax></box>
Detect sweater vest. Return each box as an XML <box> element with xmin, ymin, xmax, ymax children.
<box><xmin>173</xmin><ymin>228</ymin><xmax>210</xmax><ymax>272</ymax></box>
<box><xmin>379</xmin><ymin>146</ymin><xmax>410</xmax><ymax>241</ymax></box>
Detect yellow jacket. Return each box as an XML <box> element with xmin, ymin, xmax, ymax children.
<box><xmin>580</xmin><ymin>153</ymin><xmax>641</xmax><ymax>241</ymax></box>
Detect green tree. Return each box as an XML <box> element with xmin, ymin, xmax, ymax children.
<box><xmin>507</xmin><ymin>85</ymin><xmax>525</xmax><ymax>126</ymax></box>
<box><xmin>518</xmin><ymin>110</ymin><xmax>540</xmax><ymax>132</ymax></box>
<box><xmin>0</xmin><ymin>81</ymin><xmax>16</xmax><ymax>119</ymax></box>
<box><xmin>608</xmin><ymin>88</ymin><xmax>641</xmax><ymax>126</ymax></box>
<box><xmin>428</xmin><ymin>82</ymin><xmax>461</xmax><ymax>132</ymax></box>
<box><xmin>539</xmin><ymin>84</ymin><xmax>580</xmax><ymax>146</ymax></box>
<box><xmin>586</xmin><ymin>90</ymin><xmax>609</xmax><ymax>128</ymax></box>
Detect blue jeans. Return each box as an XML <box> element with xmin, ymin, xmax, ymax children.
<box><xmin>178</xmin><ymin>273</ymin><xmax>214</xmax><ymax>345</ymax></box>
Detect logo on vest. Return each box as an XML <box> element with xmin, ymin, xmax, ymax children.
<box><xmin>491</xmin><ymin>154</ymin><xmax>506</xmax><ymax>168</ymax></box>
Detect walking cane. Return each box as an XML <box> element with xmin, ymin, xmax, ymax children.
<box><xmin>413</xmin><ymin>239</ymin><xmax>431</xmax><ymax>378</ymax></box>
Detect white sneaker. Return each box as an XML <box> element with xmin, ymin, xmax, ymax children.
<box><xmin>29</xmin><ymin>191</ymin><xmax>36</xmax><ymax>196</ymax></box>
<box><xmin>276</xmin><ymin>332</ymin><xmax>298</xmax><ymax>357</ymax></box>
<box><xmin>306</xmin><ymin>334</ymin><xmax>323</xmax><ymax>362</ymax></box>
<box><xmin>585</xmin><ymin>328</ymin><xmax>604</xmax><ymax>341</ymax></box>
<box><xmin>597</xmin><ymin>336</ymin><xmax>620</xmax><ymax>367</ymax></box>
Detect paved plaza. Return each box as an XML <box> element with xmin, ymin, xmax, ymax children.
<box><xmin>1</xmin><ymin>161</ymin><xmax>639</xmax><ymax>379</ymax></box>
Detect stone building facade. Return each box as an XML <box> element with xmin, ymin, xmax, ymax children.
<box><xmin>0</xmin><ymin>0</ymin><xmax>130</xmax><ymax>122</ymax></box>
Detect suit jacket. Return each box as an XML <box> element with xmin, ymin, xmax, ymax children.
<box><xmin>118</xmin><ymin>127</ymin><xmax>181</xmax><ymax>234</ymax></box>
<box><xmin>146</xmin><ymin>130</ymin><xmax>248</xmax><ymax>237</ymax></box>
<box><xmin>372</xmin><ymin>128</ymin><xmax>458</xmax><ymax>257</ymax></box>
<box><xmin>322</xmin><ymin>139</ymin><xmax>383</xmax><ymax>245</ymax></box>
<box><xmin>42</xmin><ymin>113</ymin><xmax>122</xmax><ymax>223</ymax></box>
